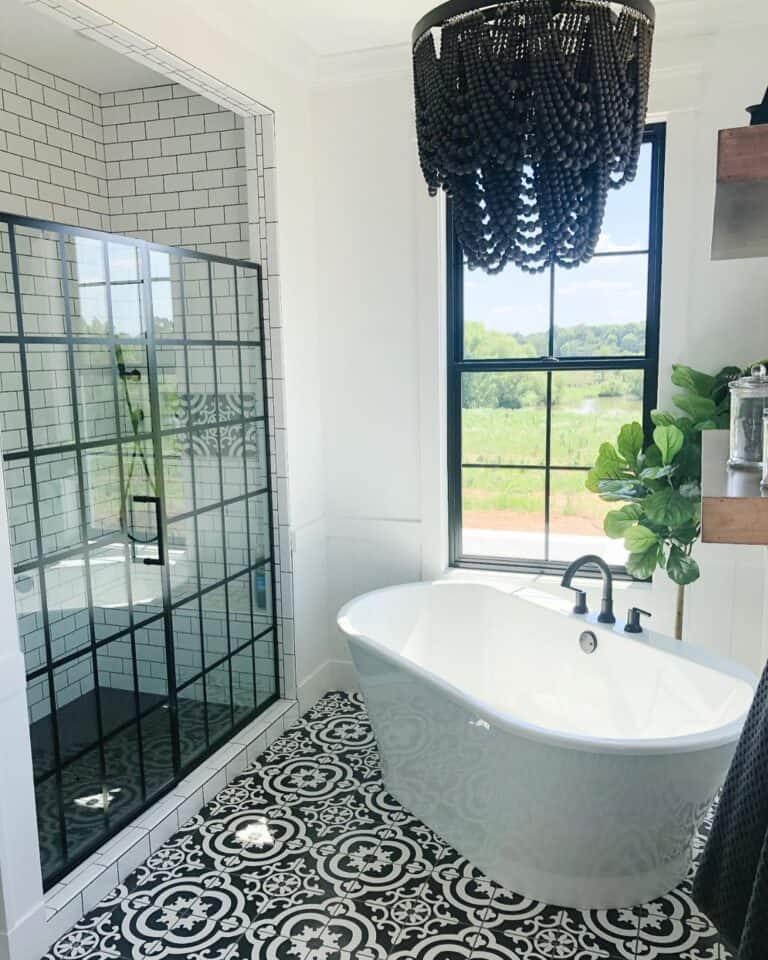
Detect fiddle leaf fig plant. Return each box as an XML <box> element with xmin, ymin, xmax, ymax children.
<box><xmin>586</xmin><ymin>359</ymin><xmax>768</xmax><ymax>639</ymax></box>
<box><xmin>587</xmin><ymin>415</ymin><xmax>703</xmax><ymax>641</ymax></box>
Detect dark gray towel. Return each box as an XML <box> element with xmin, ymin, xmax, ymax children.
<box><xmin>693</xmin><ymin>661</ymin><xmax>768</xmax><ymax>959</ymax></box>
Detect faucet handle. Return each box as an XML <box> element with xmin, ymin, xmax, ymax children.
<box><xmin>565</xmin><ymin>587</ymin><xmax>588</xmax><ymax>615</ymax></box>
<box><xmin>625</xmin><ymin>607</ymin><xmax>651</xmax><ymax>634</ymax></box>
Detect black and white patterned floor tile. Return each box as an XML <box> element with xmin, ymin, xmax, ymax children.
<box><xmin>45</xmin><ymin>692</ymin><xmax>734</xmax><ymax>960</ymax></box>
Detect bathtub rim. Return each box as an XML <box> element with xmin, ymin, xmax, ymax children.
<box><xmin>338</xmin><ymin>580</ymin><xmax>757</xmax><ymax>758</ymax></box>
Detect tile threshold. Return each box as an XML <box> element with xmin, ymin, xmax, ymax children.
<box><xmin>43</xmin><ymin>697</ymin><xmax>299</xmax><ymax>943</ymax></box>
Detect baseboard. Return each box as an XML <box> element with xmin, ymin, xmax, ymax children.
<box><xmin>0</xmin><ymin>901</ymin><xmax>48</xmax><ymax>960</ymax></box>
<box><xmin>298</xmin><ymin>659</ymin><xmax>359</xmax><ymax>714</ymax></box>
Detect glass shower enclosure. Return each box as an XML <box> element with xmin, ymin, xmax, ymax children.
<box><xmin>0</xmin><ymin>214</ymin><xmax>278</xmax><ymax>888</ymax></box>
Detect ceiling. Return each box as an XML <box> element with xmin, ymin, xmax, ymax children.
<box><xmin>1</xmin><ymin>0</ymin><xmax>166</xmax><ymax>92</ymax></box>
<box><xmin>249</xmin><ymin>0</ymin><xmax>718</xmax><ymax>57</ymax></box>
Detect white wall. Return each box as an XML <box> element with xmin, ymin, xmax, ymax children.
<box><xmin>312</xmin><ymin>28</ymin><xmax>768</xmax><ymax>676</ymax></box>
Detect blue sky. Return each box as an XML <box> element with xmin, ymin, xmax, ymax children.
<box><xmin>464</xmin><ymin>142</ymin><xmax>652</xmax><ymax>337</ymax></box>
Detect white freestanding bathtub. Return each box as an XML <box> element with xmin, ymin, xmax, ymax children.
<box><xmin>337</xmin><ymin>580</ymin><xmax>756</xmax><ymax>909</ymax></box>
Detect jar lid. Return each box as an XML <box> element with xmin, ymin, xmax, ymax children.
<box><xmin>730</xmin><ymin>363</ymin><xmax>768</xmax><ymax>392</ymax></box>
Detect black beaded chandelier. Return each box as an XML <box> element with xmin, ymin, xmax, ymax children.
<box><xmin>412</xmin><ymin>0</ymin><xmax>655</xmax><ymax>274</ymax></box>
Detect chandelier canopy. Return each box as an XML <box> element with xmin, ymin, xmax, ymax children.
<box><xmin>412</xmin><ymin>0</ymin><xmax>655</xmax><ymax>274</ymax></box>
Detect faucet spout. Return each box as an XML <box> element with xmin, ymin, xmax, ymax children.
<box><xmin>561</xmin><ymin>554</ymin><xmax>616</xmax><ymax>625</ymax></box>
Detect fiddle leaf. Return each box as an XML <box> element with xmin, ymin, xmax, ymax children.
<box><xmin>617</xmin><ymin>422</ymin><xmax>644</xmax><ymax>465</ymax></box>
<box><xmin>604</xmin><ymin>504</ymin><xmax>643</xmax><ymax>539</ymax></box>
<box><xmin>667</xmin><ymin>546</ymin><xmax>700</xmax><ymax>586</ymax></box>
<box><xmin>653</xmin><ymin>425</ymin><xmax>685</xmax><ymax>465</ymax></box>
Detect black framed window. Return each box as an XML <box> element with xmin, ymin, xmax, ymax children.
<box><xmin>447</xmin><ymin>123</ymin><xmax>665</xmax><ymax>577</ymax></box>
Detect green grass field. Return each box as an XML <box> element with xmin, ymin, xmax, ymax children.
<box><xmin>462</xmin><ymin>388</ymin><xmax>640</xmax><ymax>535</ymax></box>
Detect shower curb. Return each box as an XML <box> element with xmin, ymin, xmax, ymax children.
<box><xmin>41</xmin><ymin>697</ymin><xmax>299</xmax><ymax>945</ymax></box>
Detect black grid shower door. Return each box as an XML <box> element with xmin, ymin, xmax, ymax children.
<box><xmin>0</xmin><ymin>213</ymin><xmax>279</xmax><ymax>889</ymax></box>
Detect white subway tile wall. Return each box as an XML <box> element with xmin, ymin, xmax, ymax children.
<box><xmin>0</xmin><ymin>54</ymin><xmax>250</xmax><ymax>260</ymax></box>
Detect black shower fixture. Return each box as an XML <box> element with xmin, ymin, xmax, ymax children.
<box><xmin>412</xmin><ymin>0</ymin><xmax>656</xmax><ymax>274</ymax></box>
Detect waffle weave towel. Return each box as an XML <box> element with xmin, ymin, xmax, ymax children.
<box><xmin>693</xmin><ymin>661</ymin><xmax>768</xmax><ymax>959</ymax></box>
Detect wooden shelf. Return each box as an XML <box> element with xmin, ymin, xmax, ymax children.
<box><xmin>701</xmin><ymin>430</ymin><xmax>768</xmax><ymax>545</ymax></box>
<box><xmin>712</xmin><ymin>125</ymin><xmax>768</xmax><ymax>261</ymax></box>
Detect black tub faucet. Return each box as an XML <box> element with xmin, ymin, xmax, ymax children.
<box><xmin>561</xmin><ymin>555</ymin><xmax>616</xmax><ymax>624</ymax></box>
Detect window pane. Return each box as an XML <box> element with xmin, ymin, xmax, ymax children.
<box><xmin>461</xmin><ymin>467</ymin><xmax>545</xmax><ymax>560</ymax></box>
<box><xmin>462</xmin><ymin>372</ymin><xmax>547</xmax><ymax>466</ymax></box>
<box><xmin>596</xmin><ymin>141</ymin><xmax>652</xmax><ymax>253</ymax></box>
<box><xmin>550</xmin><ymin>371</ymin><xmax>644</xmax><ymax>467</ymax></box>
<box><xmin>549</xmin><ymin>470</ymin><xmax>628</xmax><ymax>567</ymax></box>
<box><xmin>463</xmin><ymin>265</ymin><xmax>550</xmax><ymax>359</ymax></box>
<box><xmin>554</xmin><ymin>255</ymin><xmax>648</xmax><ymax>358</ymax></box>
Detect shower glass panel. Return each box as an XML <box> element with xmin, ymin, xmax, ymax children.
<box><xmin>0</xmin><ymin>215</ymin><xmax>278</xmax><ymax>888</ymax></box>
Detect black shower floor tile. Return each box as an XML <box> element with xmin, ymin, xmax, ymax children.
<box><xmin>44</xmin><ymin>691</ymin><xmax>731</xmax><ymax>960</ymax></box>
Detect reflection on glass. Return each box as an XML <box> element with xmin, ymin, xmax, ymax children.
<box><xmin>236</xmin><ymin>265</ymin><xmax>261</xmax><ymax>341</ymax></box>
<box><xmin>141</xmin><ymin>706</ymin><xmax>175</xmax><ymax>798</ymax></box>
<box><xmin>228</xmin><ymin>574</ymin><xmax>251</xmax><ymax>649</ymax></box>
<box><xmin>163</xmin><ymin>436</ymin><xmax>195</xmax><ymax>520</ymax></box>
<box><xmin>254</xmin><ymin>630</ymin><xmax>277</xmax><ymax>705</ymax></box>
<box><xmin>27</xmin><ymin>343</ymin><xmax>74</xmax><ymax>448</ymax></box>
<box><xmin>167</xmin><ymin>517</ymin><xmax>198</xmax><ymax>604</ymax></box>
<box><xmin>16</xmin><ymin>570</ymin><xmax>45</xmax><ymax>674</ymax></box>
<box><xmin>205</xmin><ymin>659</ymin><xmax>232</xmax><ymax>744</ymax></box>
<box><xmin>202</xmin><ymin>586</ymin><xmax>228</xmax><ymax>668</ymax></box>
<box><xmin>177</xmin><ymin>678</ymin><xmax>207</xmax><ymax>767</ymax></box>
<box><xmin>0</xmin><ymin>344</ymin><xmax>28</xmax><ymax>452</ymax></box>
<box><xmin>45</xmin><ymin>557</ymin><xmax>90</xmax><ymax>661</ymax></box>
<box><xmin>247</xmin><ymin>494</ymin><xmax>270</xmax><ymax>566</ymax></box>
<box><xmin>462</xmin><ymin>372</ymin><xmax>547</xmax><ymax>466</ymax></box>
<box><xmin>216</xmin><ymin>345</ymin><xmax>241</xmax><ymax>420</ymax></box>
<box><xmin>241</xmin><ymin>347</ymin><xmax>264</xmax><ymax>419</ymax></box>
<box><xmin>133</xmin><ymin>620</ymin><xmax>168</xmax><ymax>699</ymax></box>
<box><xmin>62</xmin><ymin>747</ymin><xmax>107</xmax><ymax>859</ymax></box>
<box><xmin>74</xmin><ymin>345</ymin><xmax>118</xmax><ymax>442</ymax></box>
<box><xmin>187</xmin><ymin>346</ymin><xmax>217</xmax><ymax>421</ymax></box>
<box><xmin>231</xmin><ymin>645</ymin><xmax>255</xmax><ymax>723</ymax></box>
<box><xmin>193</xmin><ymin>431</ymin><xmax>221</xmax><ymax>509</ymax></box>
<box><xmin>550</xmin><ymin>371</ymin><xmax>644</xmax><ymax>467</ymax></box>
<box><xmin>173</xmin><ymin>599</ymin><xmax>203</xmax><ymax>686</ymax></box>
<box><xmin>182</xmin><ymin>260</ymin><xmax>211</xmax><ymax>339</ymax></box>
<box><xmin>83</xmin><ymin>446</ymin><xmax>121</xmax><ymax>540</ymax></box>
<box><xmin>108</xmin><ymin>244</ymin><xmax>143</xmax><ymax>338</ymax></box>
<box><xmin>244</xmin><ymin>423</ymin><xmax>267</xmax><ymax>491</ymax></box>
<box><xmin>156</xmin><ymin>345</ymin><xmax>187</xmax><ymax>431</ymax></box>
<box><xmin>212</xmin><ymin>263</ymin><xmax>237</xmax><ymax>339</ymax></box>
<box><xmin>52</xmin><ymin>652</ymin><xmax>98</xmax><ymax>762</ymax></box>
<box><xmin>68</xmin><ymin>235</ymin><xmax>108</xmax><ymax>335</ymax></box>
<box><xmin>555</xmin><ymin>255</ymin><xmax>648</xmax><ymax>358</ymax></box>
<box><xmin>15</xmin><ymin>227</ymin><xmax>66</xmax><ymax>335</ymax></box>
<box><xmin>90</xmin><ymin>544</ymin><xmax>131</xmax><ymax>641</ymax></box>
<box><xmin>6</xmin><ymin>459</ymin><xmax>35</xmax><ymax>565</ymax></box>
<box><xmin>224</xmin><ymin>500</ymin><xmax>249</xmax><ymax>577</ymax></box>
<box><xmin>463</xmin><ymin>264</ymin><xmax>550</xmax><ymax>360</ymax></box>
<box><xmin>198</xmin><ymin>509</ymin><xmax>225</xmax><ymax>589</ymax></box>
<box><xmin>251</xmin><ymin>564</ymin><xmax>272</xmax><ymax>634</ymax></box>
<box><xmin>221</xmin><ymin>425</ymin><xmax>246</xmax><ymax>501</ymax></box>
<box><xmin>461</xmin><ymin>466</ymin><xmax>546</xmax><ymax>560</ymax></box>
<box><xmin>0</xmin><ymin>224</ymin><xmax>17</xmax><ymax>334</ymax></box>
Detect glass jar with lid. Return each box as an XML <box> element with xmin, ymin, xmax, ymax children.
<box><xmin>729</xmin><ymin>364</ymin><xmax>768</xmax><ymax>469</ymax></box>
<box><xmin>762</xmin><ymin>412</ymin><xmax>768</xmax><ymax>488</ymax></box>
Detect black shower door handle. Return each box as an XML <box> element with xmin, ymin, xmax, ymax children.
<box><xmin>132</xmin><ymin>495</ymin><xmax>165</xmax><ymax>566</ymax></box>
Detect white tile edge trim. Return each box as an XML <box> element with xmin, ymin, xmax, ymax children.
<box><xmin>42</xmin><ymin>697</ymin><xmax>300</xmax><ymax>946</ymax></box>
<box><xmin>22</xmin><ymin>0</ymin><xmax>272</xmax><ymax>116</ymax></box>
